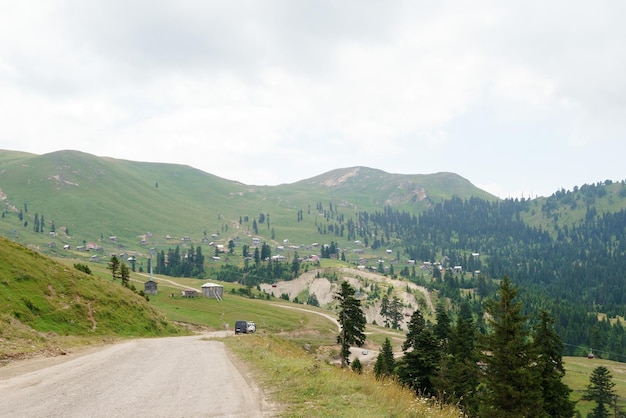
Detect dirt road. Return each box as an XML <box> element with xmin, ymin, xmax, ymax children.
<box><xmin>0</xmin><ymin>334</ymin><xmax>274</xmax><ymax>417</ymax></box>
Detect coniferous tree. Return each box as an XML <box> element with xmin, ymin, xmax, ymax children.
<box><xmin>351</xmin><ymin>357</ymin><xmax>363</xmax><ymax>374</ymax></box>
<box><xmin>396</xmin><ymin>308</ymin><xmax>439</xmax><ymax>396</ymax></box>
<box><xmin>335</xmin><ymin>281</ymin><xmax>366</xmax><ymax>368</ymax></box>
<box><xmin>583</xmin><ymin>366</ymin><xmax>617</xmax><ymax>418</ymax></box>
<box><xmin>260</xmin><ymin>243</ymin><xmax>271</xmax><ymax>261</ymax></box>
<box><xmin>120</xmin><ymin>263</ymin><xmax>130</xmax><ymax>287</ymax></box>
<box><xmin>433</xmin><ymin>301</ymin><xmax>452</xmax><ymax>347</ymax></box>
<box><xmin>291</xmin><ymin>252</ymin><xmax>300</xmax><ymax>277</ymax></box>
<box><xmin>532</xmin><ymin>310</ymin><xmax>576</xmax><ymax>417</ymax></box>
<box><xmin>380</xmin><ymin>295</ymin><xmax>389</xmax><ymax>327</ymax></box>
<box><xmin>479</xmin><ymin>276</ymin><xmax>542</xmax><ymax>417</ymax></box>
<box><xmin>447</xmin><ymin>301</ymin><xmax>480</xmax><ymax>415</ymax></box>
<box><xmin>108</xmin><ymin>255</ymin><xmax>121</xmax><ymax>281</ymax></box>
<box><xmin>373</xmin><ymin>337</ymin><xmax>395</xmax><ymax>380</ymax></box>
<box><xmin>388</xmin><ymin>296</ymin><xmax>403</xmax><ymax>330</ymax></box>
<box><xmin>253</xmin><ymin>247</ymin><xmax>260</xmax><ymax>265</ymax></box>
<box><xmin>432</xmin><ymin>301</ymin><xmax>453</xmax><ymax>402</ymax></box>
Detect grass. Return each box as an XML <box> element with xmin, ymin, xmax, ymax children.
<box><xmin>5</xmin><ymin>240</ymin><xmax>626</xmax><ymax>417</ymax></box>
<box><xmin>564</xmin><ymin>356</ymin><xmax>626</xmax><ymax>416</ymax></box>
<box><xmin>223</xmin><ymin>334</ymin><xmax>461</xmax><ymax>418</ymax></box>
<box><xmin>0</xmin><ymin>237</ymin><xmax>187</xmax><ymax>362</ymax></box>
<box><xmin>0</xmin><ymin>150</ymin><xmax>495</xmax><ymax>273</ymax></box>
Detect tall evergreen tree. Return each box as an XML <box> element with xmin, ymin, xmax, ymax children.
<box><xmin>388</xmin><ymin>296</ymin><xmax>403</xmax><ymax>330</ymax></box>
<box><xmin>291</xmin><ymin>252</ymin><xmax>300</xmax><ymax>277</ymax></box>
<box><xmin>447</xmin><ymin>301</ymin><xmax>480</xmax><ymax>415</ymax></box>
<box><xmin>432</xmin><ymin>301</ymin><xmax>453</xmax><ymax>403</ymax></box>
<box><xmin>532</xmin><ymin>310</ymin><xmax>576</xmax><ymax>417</ymax></box>
<box><xmin>380</xmin><ymin>295</ymin><xmax>389</xmax><ymax>327</ymax></box>
<box><xmin>373</xmin><ymin>337</ymin><xmax>395</xmax><ymax>380</ymax></box>
<box><xmin>479</xmin><ymin>276</ymin><xmax>543</xmax><ymax>417</ymax></box>
<box><xmin>583</xmin><ymin>366</ymin><xmax>617</xmax><ymax>418</ymax></box>
<box><xmin>120</xmin><ymin>262</ymin><xmax>130</xmax><ymax>287</ymax></box>
<box><xmin>108</xmin><ymin>255</ymin><xmax>120</xmax><ymax>281</ymax></box>
<box><xmin>433</xmin><ymin>301</ymin><xmax>452</xmax><ymax>347</ymax></box>
<box><xmin>335</xmin><ymin>281</ymin><xmax>366</xmax><ymax>368</ymax></box>
<box><xmin>396</xmin><ymin>308</ymin><xmax>439</xmax><ymax>396</ymax></box>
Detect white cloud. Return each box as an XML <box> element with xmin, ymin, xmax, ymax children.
<box><xmin>1</xmin><ymin>1</ymin><xmax>625</xmax><ymax>197</ymax></box>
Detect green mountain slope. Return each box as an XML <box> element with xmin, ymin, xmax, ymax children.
<box><xmin>0</xmin><ymin>150</ymin><xmax>495</xmax><ymax>257</ymax></box>
<box><xmin>0</xmin><ymin>236</ymin><xmax>183</xmax><ymax>361</ymax></box>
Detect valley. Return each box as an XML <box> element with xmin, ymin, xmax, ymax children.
<box><xmin>2</xmin><ymin>149</ymin><xmax>626</xmax><ymax>415</ymax></box>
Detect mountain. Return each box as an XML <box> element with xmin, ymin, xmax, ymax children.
<box><xmin>3</xmin><ymin>149</ymin><xmax>626</xmax><ymax>360</ymax></box>
<box><xmin>0</xmin><ymin>149</ymin><xmax>494</xmax><ymax>257</ymax></box>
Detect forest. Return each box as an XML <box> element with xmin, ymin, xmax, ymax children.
<box><xmin>358</xmin><ymin>183</ymin><xmax>626</xmax><ymax>361</ymax></box>
<box><xmin>150</xmin><ymin>180</ymin><xmax>626</xmax><ymax>362</ymax></box>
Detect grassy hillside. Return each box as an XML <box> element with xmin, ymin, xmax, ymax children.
<box><xmin>0</xmin><ymin>150</ymin><xmax>496</xmax><ymax>264</ymax></box>
<box><xmin>521</xmin><ymin>180</ymin><xmax>626</xmax><ymax>233</ymax></box>
<box><xmin>2</xmin><ymin>235</ymin><xmax>626</xmax><ymax>417</ymax></box>
<box><xmin>0</xmin><ymin>236</ymin><xmax>185</xmax><ymax>362</ymax></box>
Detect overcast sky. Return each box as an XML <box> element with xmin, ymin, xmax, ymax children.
<box><xmin>1</xmin><ymin>1</ymin><xmax>625</xmax><ymax>198</ymax></box>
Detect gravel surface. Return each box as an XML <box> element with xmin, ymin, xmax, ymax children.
<box><xmin>0</xmin><ymin>334</ymin><xmax>275</xmax><ymax>417</ymax></box>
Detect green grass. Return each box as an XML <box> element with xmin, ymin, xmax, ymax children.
<box><xmin>0</xmin><ymin>150</ymin><xmax>494</xmax><ymax>268</ymax></box>
<box><xmin>223</xmin><ymin>334</ymin><xmax>461</xmax><ymax>417</ymax></box>
<box><xmin>0</xmin><ymin>237</ymin><xmax>187</xmax><ymax>361</ymax></box>
<box><xmin>564</xmin><ymin>356</ymin><xmax>626</xmax><ymax>416</ymax></box>
<box><xmin>5</xmin><ymin>234</ymin><xmax>626</xmax><ymax>417</ymax></box>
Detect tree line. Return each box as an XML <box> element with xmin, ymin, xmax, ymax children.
<box><xmin>336</xmin><ymin>277</ymin><xmax>620</xmax><ymax>417</ymax></box>
<box><xmin>309</xmin><ymin>184</ymin><xmax>626</xmax><ymax>362</ymax></box>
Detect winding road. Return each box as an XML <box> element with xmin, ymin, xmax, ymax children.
<box><xmin>0</xmin><ymin>334</ymin><xmax>275</xmax><ymax>417</ymax></box>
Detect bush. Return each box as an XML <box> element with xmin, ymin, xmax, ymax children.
<box><xmin>74</xmin><ymin>263</ymin><xmax>92</xmax><ymax>275</ymax></box>
<box><xmin>351</xmin><ymin>357</ymin><xmax>363</xmax><ymax>374</ymax></box>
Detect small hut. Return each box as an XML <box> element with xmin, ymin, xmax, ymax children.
<box><xmin>144</xmin><ymin>279</ymin><xmax>158</xmax><ymax>295</ymax></box>
<box><xmin>202</xmin><ymin>282</ymin><xmax>224</xmax><ymax>300</ymax></box>
<box><xmin>181</xmin><ymin>289</ymin><xmax>198</xmax><ymax>298</ymax></box>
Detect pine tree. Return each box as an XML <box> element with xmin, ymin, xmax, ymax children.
<box><xmin>373</xmin><ymin>337</ymin><xmax>395</xmax><ymax>380</ymax></box>
<box><xmin>479</xmin><ymin>276</ymin><xmax>543</xmax><ymax>417</ymax></box>
<box><xmin>108</xmin><ymin>255</ymin><xmax>121</xmax><ymax>281</ymax></box>
<box><xmin>120</xmin><ymin>263</ymin><xmax>130</xmax><ymax>287</ymax></box>
<box><xmin>351</xmin><ymin>357</ymin><xmax>363</xmax><ymax>374</ymax></box>
<box><xmin>380</xmin><ymin>295</ymin><xmax>389</xmax><ymax>327</ymax></box>
<box><xmin>396</xmin><ymin>308</ymin><xmax>439</xmax><ymax>396</ymax></box>
<box><xmin>447</xmin><ymin>301</ymin><xmax>480</xmax><ymax>415</ymax></box>
<box><xmin>388</xmin><ymin>296</ymin><xmax>403</xmax><ymax>330</ymax></box>
<box><xmin>583</xmin><ymin>366</ymin><xmax>617</xmax><ymax>418</ymax></box>
<box><xmin>433</xmin><ymin>301</ymin><xmax>451</xmax><ymax>347</ymax></box>
<box><xmin>432</xmin><ymin>301</ymin><xmax>453</xmax><ymax>403</ymax></box>
<box><xmin>335</xmin><ymin>281</ymin><xmax>366</xmax><ymax>368</ymax></box>
<box><xmin>532</xmin><ymin>310</ymin><xmax>576</xmax><ymax>417</ymax></box>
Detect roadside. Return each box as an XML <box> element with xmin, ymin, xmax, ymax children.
<box><xmin>0</xmin><ymin>333</ymin><xmax>276</xmax><ymax>417</ymax></box>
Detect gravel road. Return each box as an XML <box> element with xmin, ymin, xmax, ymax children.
<box><xmin>0</xmin><ymin>334</ymin><xmax>275</xmax><ymax>417</ymax></box>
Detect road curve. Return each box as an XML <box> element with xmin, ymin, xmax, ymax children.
<box><xmin>0</xmin><ymin>335</ymin><xmax>274</xmax><ymax>418</ymax></box>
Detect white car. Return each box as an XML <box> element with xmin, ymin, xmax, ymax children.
<box><xmin>247</xmin><ymin>322</ymin><xmax>256</xmax><ymax>333</ymax></box>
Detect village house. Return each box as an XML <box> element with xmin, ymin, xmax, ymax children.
<box><xmin>144</xmin><ymin>279</ymin><xmax>158</xmax><ymax>295</ymax></box>
<box><xmin>202</xmin><ymin>282</ymin><xmax>224</xmax><ymax>299</ymax></box>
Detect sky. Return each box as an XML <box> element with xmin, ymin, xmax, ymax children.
<box><xmin>1</xmin><ymin>1</ymin><xmax>625</xmax><ymax>199</ymax></box>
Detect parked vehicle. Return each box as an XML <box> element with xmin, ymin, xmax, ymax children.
<box><xmin>247</xmin><ymin>321</ymin><xmax>256</xmax><ymax>333</ymax></box>
<box><xmin>235</xmin><ymin>320</ymin><xmax>256</xmax><ymax>334</ymax></box>
<box><xmin>235</xmin><ymin>320</ymin><xmax>248</xmax><ymax>334</ymax></box>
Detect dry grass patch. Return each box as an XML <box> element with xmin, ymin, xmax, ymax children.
<box><xmin>224</xmin><ymin>334</ymin><xmax>462</xmax><ymax>417</ymax></box>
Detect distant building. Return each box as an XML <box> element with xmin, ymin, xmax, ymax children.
<box><xmin>202</xmin><ymin>283</ymin><xmax>224</xmax><ymax>300</ymax></box>
<box><xmin>144</xmin><ymin>280</ymin><xmax>158</xmax><ymax>295</ymax></box>
<box><xmin>181</xmin><ymin>289</ymin><xmax>198</xmax><ymax>298</ymax></box>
